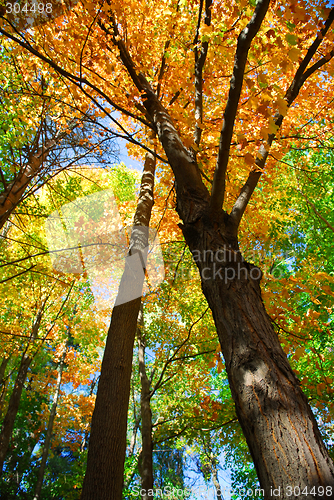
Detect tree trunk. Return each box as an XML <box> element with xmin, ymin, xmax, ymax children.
<box><xmin>33</xmin><ymin>342</ymin><xmax>67</xmax><ymax>500</ymax></box>
<box><xmin>80</xmin><ymin>375</ymin><xmax>98</xmax><ymax>453</ymax></box>
<box><xmin>0</xmin><ymin>356</ymin><xmax>10</xmax><ymax>419</ymax></box>
<box><xmin>13</xmin><ymin>431</ymin><xmax>38</xmax><ymax>495</ymax></box>
<box><xmin>137</xmin><ymin>306</ymin><xmax>154</xmax><ymax>499</ymax></box>
<box><xmin>180</xmin><ymin>209</ymin><xmax>334</xmax><ymax>500</ymax></box>
<box><xmin>0</xmin><ymin>357</ymin><xmax>9</xmax><ymax>389</ymax></box>
<box><xmin>211</xmin><ymin>456</ymin><xmax>223</xmax><ymax>500</ymax></box>
<box><xmin>81</xmin><ymin>147</ymin><xmax>156</xmax><ymax>500</ymax></box>
<box><xmin>0</xmin><ymin>312</ymin><xmax>42</xmax><ymax>473</ymax></box>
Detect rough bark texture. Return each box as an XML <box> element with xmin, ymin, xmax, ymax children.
<box><xmin>179</xmin><ymin>198</ymin><xmax>334</xmax><ymax>499</ymax></box>
<box><xmin>33</xmin><ymin>343</ymin><xmax>67</xmax><ymax>500</ymax></box>
<box><xmin>81</xmin><ymin>148</ymin><xmax>156</xmax><ymax>500</ymax></box>
<box><xmin>0</xmin><ymin>312</ymin><xmax>42</xmax><ymax>473</ymax></box>
<box><xmin>137</xmin><ymin>307</ymin><xmax>154</xmax><ymax>499</ymax></box>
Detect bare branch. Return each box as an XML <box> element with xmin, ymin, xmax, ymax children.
<box><xmin>209</xmin><ymin>0</ymin><xmax>270</xmax><ymax>212</ymax></box>
<box><xmin>194</xmin><ymin>0</ymin><xmax>212</xmax><ymax>148</ymax></box>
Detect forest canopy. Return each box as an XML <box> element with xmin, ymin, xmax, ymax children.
<box><xmin>0</xmin><ymin>0</ymin><xmax>334</xmax><ymax>499</ymax></box>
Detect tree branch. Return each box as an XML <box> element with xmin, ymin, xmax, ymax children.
<box><xmin>194</xmin><ymin>0</ymin><xmax>212</xmax><ymax>148</ymax></box>
<box><xmin>297</xmin><ymin>187</ymin><xmax>334</xmax><ymax>233</ymax></box>
<box><xmin>209</xmin><ymin>0</ymin><xmax>270</xmax><ymax>212</ymax></box>
<box><xmin>229</xmin><ymin>8</ymin><xmax>334</xmax><ymax>229</ymax></box>
<box><xmin>0</xmin><ymin>23</ymin><xmax>153</xmax><ymax>130</ymax></box>
<box><xmin>151</xmin><ymin>307</ymin><xmax>209</xmax><ymax>396</ymax></box>
<box><xmin>106</xmin><ymin>13</ymin><xmax>208</xmax><ymax>196</ymax></box>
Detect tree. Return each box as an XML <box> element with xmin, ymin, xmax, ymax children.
<box><xmin>0</xmin><ymin>40</ymin><xmax>120</xmax><ymax>231</ymax></box>
<box><xmin>1</xmin><ymin>1</ymin><xmax>334</xmax><ymax>497</ymax></box>
<box><xmin>0</xmin><ymin>162</ymin><xmax>139</xmax><ymax>497</ymax></box>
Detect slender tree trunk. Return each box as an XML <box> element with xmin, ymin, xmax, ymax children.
<box><xmin>0</xmin><ymin>356</ymin><xmax>10</xmax><ymax>418</ymax></box>
<box><xmin>180</xmin><ymin>210</ymin><xmax>334</xmax><ymax>499</ymax></box>
<box><xmin>0</xmin><ymin>121</ymin><xmax>80</xmax><ymax>231</ymax></box>
<box><xmin>0</xmin><ymin>312</ymin><xmax>42</xmax><ymax>473</ymax></box>
<box><xmin>14</xmin><ymin>431</ymin><xmax>38</xmax><ymax>495</ymax></box>
<box><xmin>128</xmin><ymin>414</ymin><xmax>141</xmax><ymax>458</ymax></box>
<box><xmin>33</xmin><ymin>342</ymin><xmax>67</xmax><ymax>500</ymax></box>
<box><xmin>137</xmin><ymin>306</ymin><xmax>154</xmax><ymax>499</ymax></box>
<box><xmin>81</xmin><ymin>147</ymin><xmax>156</xmax><ymax>500</ymax></box>
<box><xmin>211</xmin><ymin>461</ymin><xmax>223</xmax><ymax>500</ymax></box>
<box><xmin>80</xmin><ymin>375</ymin><xmax>98</xmax><ymax>453</ymax></box>
<box><xmin>0</xmin><ymin>357</ymin><xmax>9</xmax><ymax>389</ymax></box>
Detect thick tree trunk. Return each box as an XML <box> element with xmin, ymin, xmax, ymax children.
<box><xmin>0</xmin><ymin>312</ymin><xmax>42</xmax><ymax>473</ymax></box>
<box><xmin>81</xmin><ymin>148</ymin><xmax>156</xmax><ymax>500</ymax></box>
<box><xmin>137</xmin><ymin>307</ymin><xmax>154</xmax><ymax>499</ymax></box>
<box><xmin>180</xmin><ymin>206</ymin><xmax>334</xmax><ymax>500</ymax></box>
<box><xmin>33</xmin><ymin>343</ymin><xmax>67</xmax><ymax>500</ymax></box>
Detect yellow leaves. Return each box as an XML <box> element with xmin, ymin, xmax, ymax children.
<box><xmin>260</xmin><ymin>117</ymin><xmax>279</xmax><ymax>140</ymax></box>
<box><xmin>200</xmin><ymin>24</ymin><xmax>213</xmax><ymax>40</ymax></box>
<box><xmin>217</xmin><ymin>359</ymin><xmax>224</xmax><ymax>374</ymax></box>
<box><xmin>244</xmin><ymin>77</ymin><xmax>254</xmax><ymax>90</ymax></box>
<box><xmin>257</xmin><ymin>72</ymin><xmax>268</xmax><ymax>87</ymax></box>
<box><xmin>292</xmin><ymin>4</ymin><xmax>307</xmax><ymax>23</ymax></box>
<box><xmin>268</xmin><ymin>117</ymin><xmax>279</xmax><ymax>135</ymax></box>
<box><xmin>275</xmin><ymin>97</ymin><xmax>288</xmax><ymax>116</ymax></box>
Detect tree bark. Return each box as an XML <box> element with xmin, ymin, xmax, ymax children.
<box><xmin>33</xmin><ymin>342</ymin><xmax>67</xmax><ymax>500</ymax></box>
<box><xmin>0</xmin><ymin>311</ymin><xmax>42</xmax><ymax>473</ymax></box>
<box><xmin>81</xmin><ymin>147</ymin><xmax>156</xmax><ymax>500</ymax></box>
<box><xmin>137</xmin><ymin>306</ymin><xmax>154</xmax><ymax>499</ymax></box>
<box><xmin>0</xmin><ymin>356</ymin><xmax>10</xmax><ymax>419</ymax></box>
<box><xmin>179</xmin><ymin>205</ymin><xmax>334</xmax><ymax>499</ymax></box>
<box><xmin>0</xmin><ymin>357</ymin><xmax>9</xmax><ymax>390</ymax></box>
<box><xmin>211</xmin><ymin>460</ymin><xmax>223</xmax><ymax>500</ymax></box>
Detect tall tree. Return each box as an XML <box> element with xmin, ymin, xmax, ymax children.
<box><xmin>2</xmin><ymin>1</ymin><xmax>334</xmax><ymax>497</ymax></box>
<box><xmin>81</xmin><ymin>147</ymin><xmax>156</xmax><ymax>499</ymax></box>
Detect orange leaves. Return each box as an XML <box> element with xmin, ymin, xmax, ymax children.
<box><xmin>208</xmin><ymin>345</ymin><xmax>224</xmax><ymax>374</ymax></box>
<box><xmin>288</xmin><ymin>47</ymin><xmax>301</xmax><ymax>63</ymax></box>
<box><xmin>244</xmin><ymin>153</ymin><xmax>255</xmax><ymax>166</ymax></box>
<box><xmin>275</xmin><ymin>97</ymin><xmax>288</xmax><ymax>117</ymax></box>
